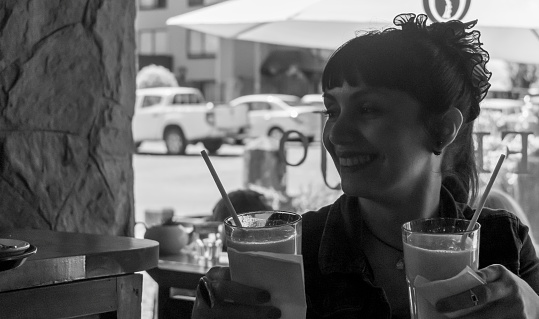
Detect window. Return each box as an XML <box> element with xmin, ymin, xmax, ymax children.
<box><xmin>142</xmin><ymin>96</ymin><xmax>162</xmax><ymax>108</ymax></box>
<box><xmin>173</xmin><ymin>94</ymin><xmax>188</xmax><ymax>105</ymax></box>
<box><xmin>189</xmin><ymin>94</ymin><xmax>203</xmax><ymax>104</ymax></box>
<box><xmin>139</xmin><ymin>0</ymin><xmax>166</xmax><ymax>10</ymax></box>
<box><xmin>249</xmin><ymin>102</ymin><xmax>270</xmax><ymax>111</ymax></box>
<box><xmin>172</xmin><ymin>94</ymin><xmax>203</xmax><ymax>105</ymax></box>
<box><xmin>138</xmin><ymin>29</ymin><xmax>168</xmax><ymax>55</ymax></box>
<box><xmin>187</xmin><ymin>30</ymin><xmax>218</xmax><ymax>59</ymax></box>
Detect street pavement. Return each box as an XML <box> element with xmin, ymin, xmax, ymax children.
<box><xmin>133</xmin><ymin>141</ymin><xmax>340</xmax><ymax>222</ymax></box>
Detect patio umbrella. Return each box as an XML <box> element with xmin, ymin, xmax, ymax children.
<box><xmin>167</xmin><ymin>0</ymin><xmax>539</xmax><ymax>64</ymax></box>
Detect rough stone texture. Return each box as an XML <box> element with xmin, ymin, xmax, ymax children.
<box><xmin>0</xmin><ymin>0</ymin><xmax>136</xmax><ymax>236</ymax></box>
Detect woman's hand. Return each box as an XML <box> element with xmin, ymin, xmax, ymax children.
<box><xmin>435</xmin><ymin>264</ymin><xmax>539</xmax><ymax>318</ymax></box>
<box><xmin>191</xmin><ymin>266</ymin><xmax>282</xmax><ymax>319</ymax></box>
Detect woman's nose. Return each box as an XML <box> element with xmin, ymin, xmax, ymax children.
<box><xmin>328</xmin><ymin>114</ymin><xmax>357</xmax><ymax>146</ymax></box>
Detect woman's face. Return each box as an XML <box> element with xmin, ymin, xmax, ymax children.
<box><xmin>323</xmin><ymin>81</ymin><xmax>434</xmax><ymax>199</ymax></box>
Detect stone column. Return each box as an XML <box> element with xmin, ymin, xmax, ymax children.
<box><xmin>0</xmin><ymin>0</ymin><xmax>136</xmax><ymax>236</ymax></box>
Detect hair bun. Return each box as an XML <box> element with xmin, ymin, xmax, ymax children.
<box><xmin>393</xmin><ymin>13</ymin><xmax>492</xmax><ymax>122</ymax></box>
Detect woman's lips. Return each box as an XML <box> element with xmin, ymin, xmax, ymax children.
<box><xmin>338</xmin><ymin>154</ymin><xmax>377</xmax><ymax>167</ymax></box>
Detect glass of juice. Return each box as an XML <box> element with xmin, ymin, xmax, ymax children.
<box><xmin>402</xmin><ymin>218</ymin><xmax>480</xmax><ymax>319</ymax></box>
<box><xmin>224</xmin><ymin>211</ymin><xmax>302</xmax><ymax>255</ymax></box>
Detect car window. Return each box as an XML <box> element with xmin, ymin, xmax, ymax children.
<box><xmin>173</xmin><ymin>93</ymin><xmax>203</xmax><ymax>105</ymax></box>
<box><xmin>189</xmin><ymin>94</ymin><xmax>203</xmax><ymax>104</ymax></box>
<box><xmin>173</xmin><ymin>94</ymin><xmax>188</xmax><ymax>105</ymax></box>
<box><xmin>141</xmin><ymin>95</ymin><xmax>162</xmax><ymax>108</ymax></box>
<box><xmin>250</xmin><ymin>102</ymin><xmax>270</xmax><ymax>111</ymax></box>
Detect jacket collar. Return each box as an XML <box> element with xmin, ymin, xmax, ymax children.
<box><xmin>318</xmin><ymin>185</ymin><xmax>464</xmax><ymax>275</ymax></box>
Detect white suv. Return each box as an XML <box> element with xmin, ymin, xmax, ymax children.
<box><xmin>132</xmin><ymin>87</ymin><xmax>247</xmax><ymax>154</ymax></box>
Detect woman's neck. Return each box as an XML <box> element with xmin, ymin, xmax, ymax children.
<box><xmin>359</xmin><ymin>176</ymin><xmax>442</xmax><ymax>249</ymax></box>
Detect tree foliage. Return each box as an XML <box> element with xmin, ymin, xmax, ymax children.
<box><xmin>136</xmin><ymin>64</ymin><xmax>179</xmax><ymax>89</ymax></box>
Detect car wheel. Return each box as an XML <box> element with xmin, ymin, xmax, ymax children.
<box><xmin>203</xmin><ymin>139</ymin><xmax>223</xmax><ymax>155</ymax></box>
<box><xmin>164</xmin><ymin>127</ymin><xmax>187</xmax><ymax>155</ymax></box>
<box><xmin>268</xmin><ymin>127</ymin><xmax>284</xmax><ymax>141</ymax></box>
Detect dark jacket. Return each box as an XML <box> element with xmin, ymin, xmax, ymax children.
<box><xmin>302</xmin><ymin>187</ymin><xmax>539</xmax><ymax>318</ymax></box>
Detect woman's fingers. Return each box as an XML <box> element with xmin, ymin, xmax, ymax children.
<box><xmin>206</xmin><ymin>266</ymin><xmax>231</xmax><ymax>281</ymax></box>
<box><xmin>202</xmin><ymin>266</ymin><xmax>272</xmax><ymax>305</ymax></box>
<box><xmin>193</xmin><ymin>269</ymin><xmax>281</xmax><ymax>319</ymax></box>
<box><xmin>200</xmin><ymin>275</ymin><xmax>272</xmax><ymax>305</ymax></box>
<box><xmin>436</xmin><ymin>287</ymin><xmax>484</xmax><ymax>312</ymax></box>
<box><xmin>194</xmin><ymin>286</ymin><xmax>279</xmax><ymax>319</ymax></box>
<box><xmin>475</xmin><ymin>264</ymin><xmax>505</xmax><ymax>283</ymax></box>
<box><xmin>437</xmin><ymin>264</ymin><xmax>539</xmax><ymax>318</ymax></box>
<box><xmin>436</xmin><ymin>265</ymin><xmax>518</xmax><ymax>314</ymax></box>
<box><xmin>212</xmin><ymin>277</ymin><xmax>272</xmax><ymax>304</ymax></box>
<box><xmin>435</xmin><ymin>283</ymin><xmax>506</xmax><ymax>313</ymax></box>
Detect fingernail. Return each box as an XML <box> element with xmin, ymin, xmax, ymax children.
<box><xmin>199</xmin><ymin>277</ymin><xmax>214</xmax><ymax>308</ymax></box>
<box><xmin>256</xmin><ymin>291</ymin><xmax>271</xmax><ymax>303</ymax></box>
<box><xmin>266</xmin><ymin>308</ymin><xmax>281</xmax><ymax>319</ymax></box>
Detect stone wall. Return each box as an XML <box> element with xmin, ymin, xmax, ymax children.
<box><xmin>0</xmin><ymin>0</ymin><xmax>136</xmax><ymax>236</ymax></box>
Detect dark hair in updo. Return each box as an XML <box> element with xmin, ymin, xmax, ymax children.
<box><xmin>322</xmin><ymin>13</ymin><xmax>491</xmax><ymax>203</ymax></box>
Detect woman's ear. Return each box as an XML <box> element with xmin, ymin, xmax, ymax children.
<box><xmin>434</xmin><ymin>107</ymin><xmax>463</xmax><ymax>154</ymax></box>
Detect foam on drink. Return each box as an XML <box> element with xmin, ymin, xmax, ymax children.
<box><xmin>225</xmin><ymin>211</ymin><xmax>302</xmax><ymax>255</ymax></box>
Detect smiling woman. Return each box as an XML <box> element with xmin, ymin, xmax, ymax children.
<box><xmin>322</xmin><ymin>85</ymin><xmax>435</xmax><ymax>200</ymax></box>
<box><xmin>191</xmin><ymin>13</ymin><xmax>539</xmax><ymax>319</ymax></box>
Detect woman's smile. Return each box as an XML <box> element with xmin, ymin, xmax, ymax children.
<box><xmin>338</xmin><ymin>154</ymin><xmax>378</xmax><ymax>167</ymax></box>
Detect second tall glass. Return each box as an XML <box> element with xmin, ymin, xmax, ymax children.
<box><xmin>402</xmin><ymin>218</ymin><xmax>481</xmax><ymax>319</ymax></box>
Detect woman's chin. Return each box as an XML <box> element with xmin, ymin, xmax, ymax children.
<box><xmin>340</xmin><ymin>181</ymin><xmax>375</xmax><ymax>198</ymax></box>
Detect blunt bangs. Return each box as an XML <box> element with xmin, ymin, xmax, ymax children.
<box><xmin>321</xmin><ymin>33</ymin><xmax>438</xmax><ymax>112</ymax></box>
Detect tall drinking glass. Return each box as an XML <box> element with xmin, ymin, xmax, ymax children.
<box><xmin>402</xmin><ymin>218</ymin><xmax>480</xmax><ymax>319</ymax></box>
<box><xmin>224</xmin><ymin>211</ymin><xmax>302</xmax><ymax>255</ymax></box>
<box><xmin>225</xmin><ymin>211</ymin><xmax>305</xmax><ymax>318</ymax></box>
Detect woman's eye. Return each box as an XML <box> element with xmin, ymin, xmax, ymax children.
<box><xmin>322</xmin><ymin>109</ymin><xmax>337</xmax><ymax>118</ymax></box>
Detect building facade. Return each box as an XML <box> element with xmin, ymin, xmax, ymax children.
<box><xmin>135</xmin><ymin>0</ymin><xmax>326</xmax><ymax>103</ymax></box>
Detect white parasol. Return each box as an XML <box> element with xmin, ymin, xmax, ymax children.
<box><xmin>167</xmin><ymin>0</ymin><xmax>539</xmax><ymax>64</ymax></box>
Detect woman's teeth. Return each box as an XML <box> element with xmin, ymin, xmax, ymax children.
<box><xmin>339</xmin><ymin>155</ymin><xmax>376</xmax><ymax>167</ymax></box>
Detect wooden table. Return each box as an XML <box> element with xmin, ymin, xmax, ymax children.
<box><xmin>0</xmin><ymin>229</ymin><xmax>159</xmax><ymax>319</ymax></box>
<box><xmin>147</xmin><ymin>252</ymin><xmax>228</xmax><ymax>319</ymax></box>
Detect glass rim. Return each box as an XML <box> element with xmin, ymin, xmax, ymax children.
<box><xmin>224</xmin><ymin>211</ymin><xmax>302</xmax><ymax>229</ymax></box>
<box><xmin>401</xmin><ymin>217</ymin><xmax>481</xmax><ymax>234</ymax></box>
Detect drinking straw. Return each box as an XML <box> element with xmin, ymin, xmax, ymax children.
<box><xmin>460</xmin><ymin>153</ymin><xmax>506</xmax><ymax>247</ymax></box>
<box><xmin>200</xmin><ymin>150</ymin><xmax>243</xmax><ymax>227</ymax></box>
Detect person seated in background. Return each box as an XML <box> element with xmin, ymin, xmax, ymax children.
<box><xmin>210</xmin><ymin>189</ymin><xmax>272</xmax><ymax>252</ymax></box>
<box><xmin>210</xmin><ymin>189</ymin><xmax>273</xmax><ymax>223</ymax></box>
